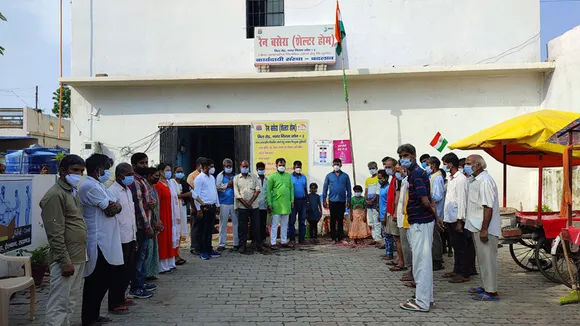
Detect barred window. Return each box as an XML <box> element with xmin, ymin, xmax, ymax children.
<box><xmin>246</xmin><ymin>0</ymin><xmax>284</xmax><ymax>39</ymax></box>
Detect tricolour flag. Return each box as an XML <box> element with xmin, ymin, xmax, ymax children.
<box><xmin>335</xmin><ymin>0</ymin><xmax>346</xmax><ymax>56</ymax></box>
<box><xmin>430</xmin><ymin>132</ymin><xmax>448</xmax><ymax>152</ymax></box>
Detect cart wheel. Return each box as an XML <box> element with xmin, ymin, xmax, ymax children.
<box><xmin>535</xmin><ymin>237</ymin><xmax>559</xmax><ymax>283</ymax></box>
<box><xmin>509</xmin><ymin>239</ymin><xmax>540</xmax><ymax>271</ymax></box>
<box><xmin>552</xmin><ymin>240</ymin><xmax>580</xmax><ymax>289</ymax></box>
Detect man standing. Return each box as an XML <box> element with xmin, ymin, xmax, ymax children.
<box><xmin>40</xmin><ymin>154</ymin><xmax>86</xmax><ymax>326</ymax></box>
<box><xmin>465</xmin><ymin>154</ymin><xmax>501</xmax><ymax>301</ymax></box>
<box><xmin>397</xmin><ymin>144</ymin><xmax>437</xmax><ymax>313</ymax></box>
<box><xmin>128</xmin><ymin>153</ymin><xmax>156</xmax><ymax>299</ymax></box>
<box><xmin>216</xmin><ymin>158</ymin><xmax>238</xmax><ymax>251</ymax></box>
<box><xmin>289</xmin><ymin>160</ymin><xmax>308</xmax><ymax>244</ymax></box>
<box><xmin>364</xmin><ymin>161</ymin><xmax>381</xmax><ymax>243</ymax></box>
<box><xmin>267</xmin><ymin>158</ymin><xmax>294</xmax><ymax>249</ymax></box>
<box><xmin>193</xmin><ymin>158</ymin><xmax>221</xmax><ymax>260</ymax></box>
<box><xmin>234</xmin><ymin>160</ymin><xmax>262</xmax><ymax>254</ymax></box>
<box><xmin>426</xmin><ymin>156</ymin><xmax>445</xmax><ymax>271</ymax></box>
<box><xmin>441</xmin><ymin>153</ymin><xmax>475</xmax><ymax>283</ymax></box>
<box><xmin>256</xmin><ymin>162</ymin><xmax>269</xmax><ymax>246</ymax></box>
<box><xmin>187</xmin><ymin>157</ymin><xmax>204</xmax><ymax>255</ymax></box>
<box><xmin>107</xmin><ymin>163</ymin><xmax>138</xmax><ymax>313</ymax></box>
<box><xmin>322</xmin><ymin>158</ymin><xmax>352</xmax><ymax>244</ymax></box>
<box><xmin>419</xmin><ymin>154</ymin><xmax>430</xmax><ymax>170</ymax></box>
<box><xmin>79</xmin><ymin>154</ymin><xmax>123</xmax><ymax>325</ymax></box>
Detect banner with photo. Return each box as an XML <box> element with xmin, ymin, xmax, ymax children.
<box><xmin>0</xmin><ymin>178</ymin><xmax>33</xmax><ymax>253</ymax></box>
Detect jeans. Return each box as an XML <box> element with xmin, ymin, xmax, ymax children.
<box><xmin>329</xmin><ymin>201</ymin><xmax>346</xmax><ymax>241</ymax></box>
<box><xmin>289</xmin><ymin>198</ymin><xmax>307</xmax><ymax>242</ymax></box>
<box><xmin>131</xmin><ymin>229</ymin><xmax>150</xmax><ymax>292</ymax></box>
<box><xmin>200</xmin><ymin>205</ymin><xmax>217</xmax><ymax>254</ymax></box>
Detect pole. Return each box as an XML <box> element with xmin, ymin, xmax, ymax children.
<box><xmin>537</xmin><ymin>155</ymin><xmax>543</xmax><ymax>221</ymax></box>
<box><xmin>35</xmin><ymin>86</ymin><xmax>38</xmax><ymax>111</ymax></box>
<box><xmin>341</xmin><ymin>53</ymin><xmax>356</xmax><ymax>185</ymax></box>
<box><xmin>58</xmin><ymin>0</ymin><xmax>63</xmax><ymax>139</ymax></box>
<box><xmin>502</xmin><ymin>145</ymin><xmax>507</xmax><ymax>207</ymax></box>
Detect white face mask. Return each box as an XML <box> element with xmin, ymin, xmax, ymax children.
<box><xmin>354</xmin><ymin>192</ymin><xmax>362</xmax><ymax>197</ymax></box>
<box><xmin>209</xmin><ymin>167</ymin><xmax>215</xmax><ymax>175</ymax></box>
<box><xmin>65</xmin><ymin>174</ymin><xmax>82</xmax><ymax>188</ymax></box>
<box><xmin>294</xmin><ymin>168</ymin><xmax>302</xmax><ymax>174</ymax></box>
<box><xmin>369</xmin><ymin>169</ymin><xmax>377</xmax><ymax>175</ymax></box>
<box><xmin>277</xmin><ymin>166</ymin><xmax>286</xmax><ymax>173</ymax></box>
<box><xmin>333</xmin><ymin>165</ymin><xmax>340</xmax><ymax>172</ymax></box>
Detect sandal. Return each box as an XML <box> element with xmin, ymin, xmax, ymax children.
<box><xmin>97</xmin><ymin>316</ymin><xmax>113</xmax><ymax>323</ymax></box>
<box><xmin>442</xmin><ymin>272</ymin><xmax>457</xmax><ymax>278</ymax></box>
<box><xmin>176</xmin><ymin>258</ymin><xmax>186</xmax><ymax>265</ymax></box>
<box><xmin>390</xmin><ymin>265</ymin><xmax>408</xmax><ymax>272</ymax></box>
<box><xmin>472</xmin><ymin>293</ymin><xmax>500</xmax><ymax>301</ymax></box>
<box><xmin>403</xmin><ymin>281</ymin><xmax>416</xmax><ymax>288</ymax></box>
<box><xmin>400</xmin><ymin>275</ymin><xmax>414</xmax><ymax>282</ymax></box>
<box><xmin>124</xmin><ymin>298</ymin><xmax>136</xmax><ymax>306</ymax></box>
<box><xmin>448</xmin><ymin>276</ymin><xmax>470</xmax><ymax>283</ymax></box>
<box><xmin>468</xmin><ymin>287</ymin><xmax>485</xmax><ymax>294</ymax></box>
<box><xmin>399</xmin><ymin>299</ymin><xmax>429</xmax><ymax>312</ymax></box>
<box><xmin>110</xmin><ymin>305</ymin><xmax>130</xmax><ymax>315</ymax></box>
<box><xmin>385</xmin><ymin>260</ymin><xmax>398</xmax><ymax>266</ymax></box>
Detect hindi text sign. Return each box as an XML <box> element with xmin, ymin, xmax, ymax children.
<box><xmin>253</xmin><ymin>121</ymin><xmax>309</xmax><ymax>176</ymax></box>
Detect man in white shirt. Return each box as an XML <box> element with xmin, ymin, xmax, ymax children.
<box><xmin>426</xmin><ymin>156</ymin><xmax>445</xmax><ymax>271</ymax></box>
<box><xmin>193</xmin><ymin>158</ymin><xmax>222</xmax><ymax>260</ymax></box>
<box><xmin>464</xmin><ymin>154</ymin><xmax>501</xmax><ymax>301</ymax></box>
<box><xmin>108</xmin><ymin>163</ymin><xmax>140</xmax><ymax>312</ymax></box>
<box><xmin>79</xmin><ymin>154</ymin><xmax>123</xmax><ymax>325</ymax></box>
<box><xmin>441</xmin><ymin>153</ymin><xmax>476</xmax><ymax>283</ymax></box>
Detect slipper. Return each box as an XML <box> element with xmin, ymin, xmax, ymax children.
<box><xmin>385</xmin><ymin>260</ymin><xmax>398</xmax><ymax>266</ymax></box>
<box><xmin>390</xmin><ymin>265</ymin><xmax>408</xmax><ymax>272</ymax></box>
<box><xmin>110</xmin><ymin>305</ymin><xmax>129</xmax><ymax>315</ymax></box>
<box><xmin>468</xmin><ymin>287</ymin><xmax>485</xmax><ymax>294</ymax></box>
<box><xmin>124</xmin><ymin>298</ymin><xmax>136</xmax><ymax>306</ymax></box>
<box><xmin>403</xmin><ymin>281</ymin><xmax>416</xmax><ymax>288</ymax></box>
<box><xmin>97</xmin><ymin>316</ymin><xmax>113</xmax><ymax>323</ymax></box>
<box><xmin>400</xmin><ymin>275</ymin><xmax>414</xmax><ymax>282</ymax></box>
<box><xmin>400</xmin><ymin>299</ymin><xmax>429</xmax><ymax>312</ymax></box>
<box><xmin>442</xmin><ymin>272</ymin><xmax>457</xmax><ymax>278</ymax></box>
<box><xmin>448</xmin><ymin>277</ymin><xmax>470</xmax><ymax>283</ymax></box>
<box><xmin>472</xmin><ymin>293</ymin><xmax>500</xmax><ymax>301</ymax></box>
<box><xmin>176</xmin><ymin>259</ymin><xmax>186</xmax><ymax>266</ymax></box>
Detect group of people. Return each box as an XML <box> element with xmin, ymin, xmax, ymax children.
<box><xmin>362</xmin><ymin>144</ymin><xmax>501</xmax><ymax>312</ymax></box>
<box><xmin>40</xmin><ymin>152</ymin><xmax>194</xmax><ymax>325</ymax></box>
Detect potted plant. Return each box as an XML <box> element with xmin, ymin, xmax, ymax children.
<box><xmin>21</xmin><ymin>245</ymin><xmax>50</xmax><ymax>285</ymax></box>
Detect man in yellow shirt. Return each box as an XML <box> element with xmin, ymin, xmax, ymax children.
<box><xmin>364</xmin><ymin>161</ymin><xmax>382</xmax><ymax>243</ymax></box>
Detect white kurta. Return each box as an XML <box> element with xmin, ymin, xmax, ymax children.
<box><xmin>168</xmin><ymin>179</ymin><xmax>182</xmax><ymax>249</ymax></box>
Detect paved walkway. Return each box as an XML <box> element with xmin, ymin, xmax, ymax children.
<box><xmin>8</xmin><ymin>241</ymin><xmax>580</xmax><ymax>326</ymax></box>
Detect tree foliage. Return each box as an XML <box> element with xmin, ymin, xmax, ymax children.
<box><xmin>0</xmin><ymin>12</ymin><xmax>6</xmax><ymax>56</ymax></box>
<box><xmin>52</xmin><ymin>86</ymin><xmax>71</xmax><ymax>118</ymax></box>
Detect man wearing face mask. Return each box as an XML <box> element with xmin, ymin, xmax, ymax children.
<box><xmin>426</xmin><ymin>156</ymin><xmax>445</xmax><ymax>271</ymax></box>
<box><xmin>289</xmin><ymin>160</ymin><xmax>308</xmax><ymax>244</ymax></box>
<box><xmin>420</xmin><ymin>154</ymin><xmax>430</xmax><ymax>170</ymax></box>
<box><xmin>267</xmin><ymin>158</ymin><xmax>294</xmax><ymax>249</ymax></box>
<box><xmin>364</xmin><ymin>161</ymin><xmax>381</xmax><ymax>243</ymax></box>
<box><xmin>397</xmin><ymin>144</ymin><xmax>438</xmax><ymax>313</ymax></box>
<box><xmin>40</xmin><ymin>154</ymin><xmax>87</xmax><ymax>326</ymax></box>
<box><xmin>216</xmin><ymin>158</ymin><xmax>238</xmax><ymax>251</ymax></box>
<box><xmin>107</xmin><ymin>163</ymin><xmax>137</xmax><ymax>314</ymax></box>
<box><xmin>174</xmin><ymin>166</ymin><xmax>191</xmax><ymax>265</ymax></box>
<box><xmin>188</xmin><ymin>157</ymin><xmax>205</xmax><ymax>255</ymax></box>
<box><xmin>465</xmin><ymin>154</ymin><xmax>501</xmax><ymax>301</ymax></box>
<box><xmin>234</xmin><ymin>160</ymin><xmax>262</xmax><ymax>254</ymax></box>
<box><xmin>256</xmin><ymin>162</ymin><xmax>269</xmax><ymax>246</ymax></box>
<box><xmin>79</xmin><ymin>154</ymin><xmax>123</xmax><ymax>325</ymax></box>
<box><xmin>193</xmin><ymin>158</ymin><xmax>221</xmax><ymax>260</ymax></box>
<box><xmin>322</xmin><ymin>158</ymin><xmax>352</xmax><ymax>244</ymax></box>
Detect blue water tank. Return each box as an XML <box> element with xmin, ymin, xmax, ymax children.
<box><xmin>4</xmin><ymin>148</ymin><xmax>64</xmax><ymax>174</ymax></box>
<box><xmin>5</xmin><ymin>150</ymin><xmax>23</xmax><ymax>174</ymax></box>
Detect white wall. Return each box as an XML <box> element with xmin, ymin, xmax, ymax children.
<box><xmin>541</xmin><ymin>25</ymin><xmax>580</xmax><ymax>211</ymax></box>
<box><xmin>70</xmin><ymin>72</ymin><xmax>543</xmax><ymax>209</ymax></box>
<box><xmin>70</xmin><ymin>0</ymin><xmax>540</xmax><ymax>77</ymax></box>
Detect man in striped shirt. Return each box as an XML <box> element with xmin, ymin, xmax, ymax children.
<box><xmin>397</xmin><ymin>144</ymin><xmax>439</xmax><ymax>313</ymax></box>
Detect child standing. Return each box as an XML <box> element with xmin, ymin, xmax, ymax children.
<box><xmin>349</xmin><ymin>185</ymin><xmax>371</xmax><ymax>244</ymax></box>
<box><xmin>307</xmin><ymin>183</ymin><xmax>322</xmax><ymax>244</ymax></box>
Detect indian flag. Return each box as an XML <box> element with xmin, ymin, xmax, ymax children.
<box><xmin>430</xmin><ymin>132</ymin><xmax>448</xmax><ymax>152</ymax></box>
<box><xmin>335</xmin><ymin>0</ymin><xmax>346</xmax><ymax>55</ymax></box>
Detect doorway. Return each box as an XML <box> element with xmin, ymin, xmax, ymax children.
<box><xmin>159</xmin><ymin>125</ymin><xmax>251</xmax><ymax>175</ymax></box>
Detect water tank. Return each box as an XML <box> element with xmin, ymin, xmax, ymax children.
<box><xmin>5</xmin><ymin>150</ymin><xmax>23</xmax><ymax>174</ymax></box>
<box><xmin>4</xmin><ymin>148</ymin><xmax>64</xmax><ymax>174</ymax></box>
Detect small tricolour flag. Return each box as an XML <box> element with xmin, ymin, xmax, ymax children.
<box><xmin>335</xmin><ymin>0</ymin><xmax>346</xmax><ymax>56</ymax></box>
<box><xmin>430</xmin><ymin>132</ymin><xmax>448</xmax><ymax>152</ymax></box>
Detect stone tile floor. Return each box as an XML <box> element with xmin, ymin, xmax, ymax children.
<box><xmin>8</xmin><ymin>241</ymin><xmax>580</xmax><ymax>326</ymax></box>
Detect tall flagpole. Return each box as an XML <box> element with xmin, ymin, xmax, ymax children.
<box><xmin>340</xmin><ymin>51</ymin><xmax>356</xmax><ymax>186</ymax></box>
<box><xmin>58</xmin><ymin>0</ymin><xmax>63</xmax><ymax>140</ymax></box>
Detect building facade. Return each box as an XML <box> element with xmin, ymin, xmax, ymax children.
<box><xmin>63</xmin><ymin>0</ymin><xmax>579</xmax><ymax>210</ymax></box>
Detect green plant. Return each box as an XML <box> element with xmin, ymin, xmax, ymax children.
<box><xmin>0</xmin><ymin>12</ymin><xmax>6</xmax><ymax>56</ymax></box>
<box><xmin>534</xmin><ymin>204</ymin><xmax>553</xmax><ymax>213</ymax></box>
<box><xmin>20</xmin><ymin>245</ymin><xmax>50</xmax><ymax>268</ymax></box>
<box><xmin>53</xmin><ymin>152</ymin><xmax>66</xmax><ymax>163</ymax></box>
<box><xmin>52</xmin><ymin>86</ymin><xmax>71</xmax><ymax>118</ymax></box>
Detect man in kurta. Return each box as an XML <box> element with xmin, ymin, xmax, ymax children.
<box><xmin>267</xmin><ymin>158</ymin><xmax>294</xmax><ymax>249</ymax></box>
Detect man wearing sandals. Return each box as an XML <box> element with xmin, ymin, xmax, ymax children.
<box><xmin>397</xmin><ymin>144</ymin><xmax>439</xmax><ymax>312</ymax></box>
<box><xmin>465</xmin><ymin>154</ymin><xmax>501</xmax><ymax>301</ymax></box>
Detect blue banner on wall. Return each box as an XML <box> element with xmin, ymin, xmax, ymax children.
<box><xmin>0</xmin><ymin>178</ymin><xmax>33</xmax><ymax>253</ymax></box>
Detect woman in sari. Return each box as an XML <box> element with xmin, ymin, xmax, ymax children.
<box><xmin>155</xmin><ymin>163</ymin><xmax>181</xmax><ymax>273</ymax></box>
<box><xmin>143</xmin><ymin>167</ymin><xmax>161</xmax><ymax>280</ymax></box>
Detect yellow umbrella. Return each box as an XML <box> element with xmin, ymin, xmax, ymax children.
<box><xmin>449</xmin><ymin>109</ymin><xmax>580</xmax><ymax>168</ymax></box>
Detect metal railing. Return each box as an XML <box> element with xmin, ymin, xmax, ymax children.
<box><xmin>0</xmin><ymin>108</ymin><xmax>24</xmax><ymax>129</ymax></box>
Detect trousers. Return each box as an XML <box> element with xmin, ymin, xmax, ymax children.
<box><xmin>367</xmin><ymin>208</ymin><xmax>382</xmax><ymax>241</ymax></box>
<box><xmin>271</xmin><ymin>214</ymin><xmax>289</xmax><ymax>245</ymax></box>
<box><xmin>190</xmin><ymin>206</ymin><xmax>200</xmax><ymax>251</ymax></box>
<box><xmin>400</xmin><ymin>227</ymin><xmax>413</xmax><ymax>267</ymax></box>
<box><xmin>329</xmin><ymin>201</ymin><xmax>346</xmax><ymax>241</ymax></box>
<box><xmin>108</xmin><ymin>241</ymin><xmax>136</xmax><ymax>310</ymax></box>
<box><xmin>473</xmin><ymin>232</ymin><xmax>499</xmax><ymax>293</ymax></box>
<box><xmin>82</xmin><ymin>248</ymin><xmax>121</xmax><ymax>325</ymax></box>
<box><xmin>289</xmin><ymin>199</ymin><xmax>307</xmax><ymax>241</ymax></box>
<box><xmin>200</xmin><ymin>205</ymin><xmax>217</xmax><ymax>254</ymax></box>
<box><xmin>309</xmin><ymin>220</ymin><xmax>319</xmax><ymax>239</ymax></box>
<box><xmin>410</xmin><ymin>221</ymin><xmax>435</xmax><ymax>309</ymax></box>
<box><xmin>218</xmin><ymin>204</ymin><xmax>238</xmax><ymax>247</ymax></box>
<box><xmin>131</xmin><ymin>229</ymin><xmax>149</xmax><ymax>292</ymax></box>
<box><xmin>238</xmin><ymin>208</ymin><xmax>263</xmax><ymax>250</ymax></box>
<box><xmin>432</xmin><ymin>225</ymin><xmax>443</xmax><ymax>263</ymax></box>
<box><xmin>45</xmin><ymin>262</ymin><xmax>85</xmax><ymax>326</ymax></box>
<box><xmin>447</xmin><ymin>221</ymin><xmax>477</xmax><ymax>276</ymax></box>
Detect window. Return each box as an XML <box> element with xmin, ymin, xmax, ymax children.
<box><xmin>246</xmin><ymin>0</ymin><xmax>284</xmax><ymax>39</ymax></box>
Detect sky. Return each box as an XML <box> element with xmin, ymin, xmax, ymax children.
<box><xmin>0</xmin><ymin>1</ymin><xmax>579</xmax><ymax>113</ymax></box>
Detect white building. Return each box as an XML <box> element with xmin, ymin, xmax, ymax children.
<box><xmin>62</xmin><ymin>0</ymin><xmax>580</xmax><ymax>210</ymax></box>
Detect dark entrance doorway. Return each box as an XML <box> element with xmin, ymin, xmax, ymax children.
<box><xmin>159</xmin><ymin>125</ymin><xmax>251</xmax><ymax>175</ymax></box>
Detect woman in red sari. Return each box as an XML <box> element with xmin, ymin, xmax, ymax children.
<box><xmin>155</xmin><ymin>163</ymin><xmax>178</xmax><ymax>273</ymax></box>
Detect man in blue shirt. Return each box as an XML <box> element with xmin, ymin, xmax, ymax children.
<box><xmin>289</xmin><ymin>160</ymin><xmax>308</xmax><ymax>244</ymax></box>
<box><xmin>216</xmin><ymin>158</ymin><xmax>238</xmax><ymax>251</ymax></box>
<box><xmin>322</xmin><ymin>158</ymin><xmax>352</xmax><ymax>244</ymax></box>
<box><xmin>398</xmin><ymin>144</ymin><xmax>439</xmax><ymax>313</ymax></box>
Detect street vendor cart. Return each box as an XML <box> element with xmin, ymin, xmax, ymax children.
<box><xmin>450</xmin><ymin>109</ymin><xmax>580</xmax><ymax>284</ymax></box>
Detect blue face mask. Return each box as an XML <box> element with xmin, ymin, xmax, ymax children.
<box><xmin>164</xmin><ymin>171</ymin><xmax>172</xmax><ymax>179</ymax></box>
<box><xmin>225</xmin><ymin>167</ymin><xmax>233</xmax><ymax>174</ymax></box>
<box><xmin>175</xmin><ymin>172</ymin><xmax>185</xmax><ymax>179</ymax></box>
<box><xmin>400</xmin><ymin>158</ymin><xmax>412</xmax><ymax>169</ymax></box>
<box><xmin>421</xmin><ymin>161</ymin><xmax>427</xmax><ymax>169</ymax></box>
<box><xmin>99</xmin><ymin>170</ymin><xmax>111</xmax><ymax>183</ymax></box>
<box><xmin>241</xmin><ymin>167</ymin><xmax>249</xmax><ymax>174</ymax></box>
<box><xmin>122</xmin><ymin>175</ymin><xmax>134</xmax><ymax>186</ymax></box>
<box><xmin>385</xmin><ymin>168</ymin><xmax>394</xmax><ymax>176</ymax></box>
<box><xmin>463</xmin><ymin>165</ymin><xmax>474</xmax><ymax>175</ymax></box>
<box><xmin>425</xmin><ymin>166</ymin><xmax>432</xmax><ymax>175</ymax></box>
<box><xmin>442</xmin><ymin>165</ymin><xmax>450</xmax><ymax>173</ymax></box>
<box><xmin>257</xmin><ymin>169</ymin><xmax>265</xmax><ymax>176</ymax></box>
<box><xmin>395</xmin><ymin>172</ymin><xmax>403</xmax><ymax>181</ymax></box>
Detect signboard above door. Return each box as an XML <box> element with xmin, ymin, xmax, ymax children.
<box><xmin>254</xmin><ymin>25</ymin><xmax>337</xmax><ymax>67</ymax></box>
